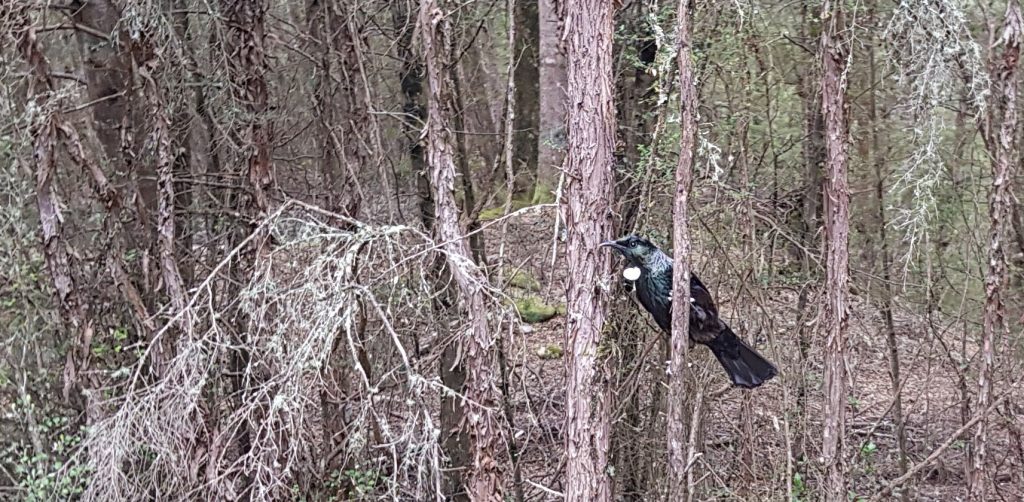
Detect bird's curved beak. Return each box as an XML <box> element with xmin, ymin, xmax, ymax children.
<box><xmin>598</xmin><ymin>240</ymin><xmax>623</xmax><ymax>251</ymax></box>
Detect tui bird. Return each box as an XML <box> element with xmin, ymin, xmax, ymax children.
<box><xmin>600</xmin><ymin>235</ymin><xmax>778</xmax><ymax>388</ymax></box>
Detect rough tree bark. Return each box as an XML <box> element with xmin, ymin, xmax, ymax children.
<box><xmin>306</xmin><ymin>0</ymin><xmax>341</xmax><ymax>212</ymax></box>
<box><xmin>70</xmin><ymin>0</ymin><xmax>151</xmax><ymax>211</ymax></box>
<box><xmin>220</xmin><ymin>0</ymin><xmax>274</xmax><ymax>494</ymax></box>
<box><xmin>535</xmin><ymin>0</ymin><xmax>566</xmax><ymax>202</ymax></box>
<box><xmin>451</xmin><ymin>29</ymin><xmax>487</xmax><ymax>266</ymax></box>
<box><xmin>168</xmin><ymin>0</ymin><xmax>195</xmax><ymax>285</ymax></box>
<box><xmin>819</xmin><ymin>1</ymin><xmax>851</xmax><ymax>499</ymax></box>
<box><xmin>420</xmin><ymin>0</ymin><xmax>504</xmax><ymax>499</ymax></box>
<box><xmin>137</xmin><ymin>46</ymin><xmax>189</xmax><ymax>325</ymax></box>
<box><xmin>222</xmin><ymin>0</ymin><xmax>273</xmax><ymax>214</ymax></box>
<box><xmin>391</xmin><ymin>2</ymin><xmax>472</xmax><ymax>498</ymax></box>
<box><xmin>16</xmin><ymin>15</ymin><xmax>95</xmax><ymax>407</ymax></box>
<box><xmin>391</xmin><ymin>0</ymin><xmax>431</xmax><ymax>226</ymax></box>
<box><xmin>306</xmin><ymin>0</ymin><xmax>376</xmax><ymax>219</ymax></box>
<box><xmin>668</xmin><ymin>0</ymin><xmax>697</xmax><ymax>499</ymax></box>
<box><xmin>970</xmin><ymin>2</ymin><xmax>1022</xmax><ymax>498</ymax></box>
<box><xmin>562</xmin><ymin>0</ymin><xmax>617</xmax><ymax>500</ymax></box>
<box><xmin>323</xmin><ymin>1</ymin><xmax>368</xmax><ymax>217</ymax></box>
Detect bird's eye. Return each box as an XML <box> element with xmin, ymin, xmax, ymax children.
<box><xmin>629</xmin><ymin>241</ymin><xmax>637</xmax><ymax>248</ymax></box>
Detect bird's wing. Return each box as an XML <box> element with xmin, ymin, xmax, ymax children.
<box><xmin>636</xmin><ymin>271</ymin><xmax>672</xmax><ymax>332</ymax></box>
<box><xmin>689</xmin><ymin>273</ymin><xmax>719</xmax><ymax>319</ymax></box>
<box><xmin>633</xmin><ymin>265</ymin><xmax>723</xmax><ymax>336</ymax></box>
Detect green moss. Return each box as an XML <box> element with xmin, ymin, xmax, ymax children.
<box><xmin>478</xmin><ymin>199</ymin><xmax>534</xmax><ymax>221</ymax></box>
<box><xmin>531</xmin><ymin>182</ymin><xmax>556</xmax><ymax>204</ymax></box>
<box><xmin>514</xmin><ymin>295</ymin><xmax>564</xmax><ymax>323</ymax></box>
<box><xmin>508</xmin><ymin>269</ymin><xmax>541</xmax><ymax>292</ymax></box>
<box><xmin>536</xmin><ymin>344</ymin><xmax>563</xmax><ymax>360</ymax></box>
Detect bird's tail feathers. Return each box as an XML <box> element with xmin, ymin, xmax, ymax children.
<box><xmin>707</xmin><ymin>327</ymin><xmax>778</xmax><ymax>389</ymax></box>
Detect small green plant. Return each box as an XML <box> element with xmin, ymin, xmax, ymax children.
<box><xmin>536</xmin><ymin>344</ymin><xmax>563</xmax><ymax>360</ymax></box>
<box><xmin>791</xmin><ymin>471</ymin><xmax>806</xmax><ymax>501</ymax></box>
<box><xmin>344</xmin><ymin>467</ymin><xmax>380</xmax><ymax>498</ymax></box>
<box><xmin>847</xmin><ymin>395</ymin><xmax>861</xmax><ymax>410</ymax></box>
<box><xmin>4</xmin><ymin>396</ymin><xmax>89</xmax><ymax>501</ymax></box>
<box><xmin>859</xmin><ymin>441</ymin><xmax>877</xmax><ymax>457</ymax></box>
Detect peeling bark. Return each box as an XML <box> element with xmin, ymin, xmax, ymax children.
<box><xmin>15</xmin><ymin>12</ymin><xmax>94</xmax><ymax>407</ymax></box>
<box><xmin>420</xmin><ymin>0</ymin><xmax>504</xmax><ymax>499</ymax></box>
<box><xmin>820</xmin><ymin>1</ymin><xmax>851</xmax><ymax>499</ymax></box>
<box><xmin>668</xmin><ymin>0</ymin><xmax>697</xmax><ymax>499</ymax></box>
<box><xmin>222</xmin><ymin>0</ymin><xmax>274</xmax><ymax>214</ymax></box>
<box><xmin>667</xmin><ymin>0</ymin><xmax>700</xmax><ymax>497</ymax></box>
<box><xmin>137</xmin><ymin>50</ymin><xmax>189</xmax><ymax>318</ymax></box>
<box><xmin>970</xmin><ymin>2</ymin><xmax>1022</xmax><ymax>498</ymax></box>
<box><xmin>562</xmin><ymin>0</ymin><xmax>617</xmax><ymax>499</ymax></box>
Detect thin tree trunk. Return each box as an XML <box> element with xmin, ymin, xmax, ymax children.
<box><xmin>512</xmin><ymin>0</ymin><xmax>539</xmax><ymax>198</ymax></box>
<box><xmin>335</xmin><ymin>4</ymin><xmax>369</xmax><ymax>218</ymax></box>
<box><xmin>71</xmin><ymin>0</ymin><xmax>151</xmax><ymax>212</ymax></box>
<box><xmin>536</xmin><ymin>0</ymin><xmax>566</xmax><ymax>202</ymax></box>
<box><xmin>669</xmin><ymin>0</ymin><xmax>697</xmax><ymax>499</ymax></box>
<box><xmin>618</xmin><ymin>1</ymin><xmax>658</xmax><ymax>232</ymax></box>
<box><xmin>420</xmin><ymin>1</ymin><xmax>504</xmax><ymax>499</ymax></box>
<box><xmin>451</xmin><ymin>38</ymin><xmax>486</xmax><ymax>265</ymax></box>
<box><xmin>819</xmin><ymin>1</ymin><xmax>851</xmax><ymax>499</ymax></box>
<box><xmin>168</xmin><ymin>0</ymin><xmax>195</xmax><ymax>285</ymax></box>
<box><xmin>493</xmin><ymin>5</ymin><xmax>525</xmax><ymax>498</ymax></box>
<box><xmin>392</xmin><ymin>3</ymin><xmax>470</xmax><ymax>498</ymax></box>
<box><xmin>867</xmin><ymin>6</ymin><xmax>909</xmax><ymax>497</ymax></box>
<box><xmin>137</xmin><ymin>41</ymin><xmax>190</xmax><ymax>341</ymax></box>
<box><xmin>392</xmin><ymin>0</ymin><xmax>430</xmax><ymax>227</ymax></box>
<box><xmin>970</xmin><ymin>2</ymin><xmax>1022</xmax><ymax>498</ymax></box>
<box><xmin>306</xmin><ymin>0</ymin><xmax>340</xmax><ymax>212</ymax></box>
<box><xmin>16</xmin><ymin>16</ymin><xmax>95</xmax><ymax>407</ymax></box>
<box><xmin>220</xmin><ymin>0</ymin><xmax>274</xmax><ymax>495</ymax></box>
<box><xmin>222</xmin><ymin>0</ymin><xmax>273</xmax><ymax>214</ymax></box>
<box><xmin>562</xmin><ymin>0</ymin><xmax>617</xmax><ymax>499</ymax></box>
<box><xmin>737</xmin><ymin>115</ymin><xmax>757</xmax><ymax>490</ymax></box>
<box><xmin>793</xmin><ymin>3</ymin><xmax>823</xmax><ymax>463</ymax></box>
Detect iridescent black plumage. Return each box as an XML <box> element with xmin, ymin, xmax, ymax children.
<box><xmin>601</xmin><ymin>235</ymin><xmax>778</xmax><ymax>388</ymax></box>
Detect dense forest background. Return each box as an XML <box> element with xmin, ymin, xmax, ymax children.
<box><xmin>2</xmin><ymin>0</ymin><xmax>1023</xmax><ymax>500</ymax></box>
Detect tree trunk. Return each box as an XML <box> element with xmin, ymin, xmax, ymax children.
<box><xmin>616</xmin><ymin>1</ymin><xmax>658</xmax><ymax>232</ymax></box>
<box><xmin>535</xmin><ymin>0</ymin><xmax>566</xmax><ymax>202</ymax></box>
<box><xmin>819</xmin><ymin>1</ymin><xmax>850</xmax><ymax>499</ymax></box>
<box><xmin>306</xmin><ymin>0</ymin><xmax>366</xmax><ymax>218</ymax></box>
<box><xmin>16</xmin><ymin>16</ymin><xmax>95</xmax><ymax>407</ymax></box>
<box><xmin>420</xmin><ymin>1</ymin><xmax>504</xmax><ymax>499</ymax></box>
<box><xmin>970</xmin><ymin>2</ymin><xmax>1022</xmax><ymax>498</ymax></box>
<box><xmin>668</xmin><ymin>0</ymin><xmax>697</xmax><ymax>499</ymax></box>
<box><xmin>562</xmin><ymin>0</ymin><xmax>617</xmax><ymax>500</ymax></box>
<box><xmin>137</xmin><ymin>39</ymin><xmax>190</xmax><ymax>329</ymax></box>
<box><xmin>222</xmin><ymin>0</ymin><xmax>273</xmax><ymax>214</ymax></box>
<box><xmin>867</xmin><ymin>5</ymin><xmax>909</xmax><ymax>498</ymax></box>
<box><xmin>793</xmin><ymin>0</ymin><xmax>823</xmax><ymax>464</ymax></box>
<box><xmin>71</xmin><ymin>0</ymin><xmax>149</xmax><ymax>210</ymax></box>
<box><xmin>220</xmin><ymin>0</ymin><xmax>274</xmax><ymax>495</ymax></box>
<box><xmin>512</xmin><ymin>0</ymin><xmax>540</xmax><ymax>198</ymax></box>
<box><xmin>391</xmin><ymin>2</ymin><xmax>472</xmax><ymax>498</ymax></box>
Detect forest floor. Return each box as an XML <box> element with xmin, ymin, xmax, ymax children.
<box><xmin>483</xmin><ymin>206</ymin><xmax>1024</xmax><ymax>501</ymax></box>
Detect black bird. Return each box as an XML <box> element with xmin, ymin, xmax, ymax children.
<box><xmin>600</xmin><ymin>235</ymin><xmax>777</xmax><ymax>388</ymax></box>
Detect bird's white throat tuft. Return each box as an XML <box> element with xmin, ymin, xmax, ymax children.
<box><xmin>623</xmin><ymin>267</ymin><xmax>642</xmax><ymax>281</ymax></box>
